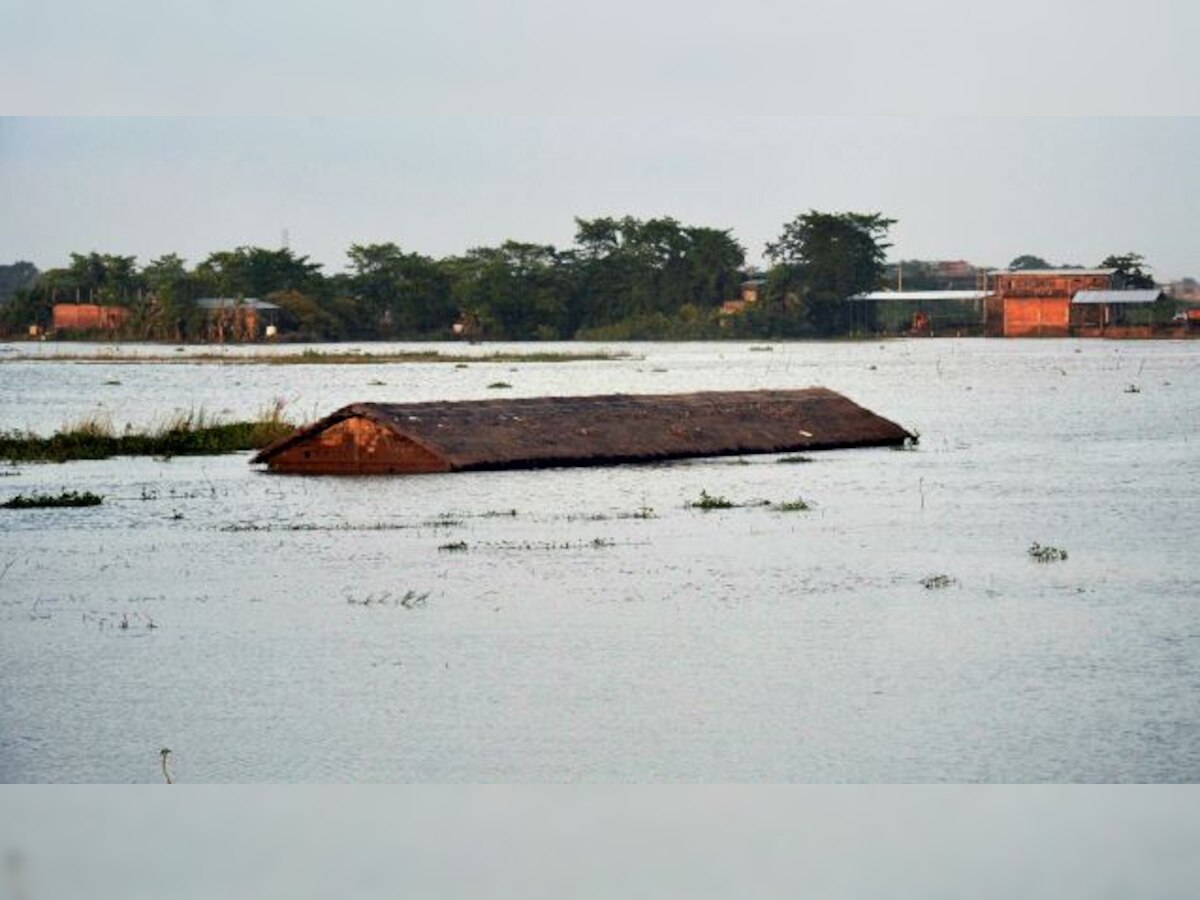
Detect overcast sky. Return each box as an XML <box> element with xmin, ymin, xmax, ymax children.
<box><xmin>2</xmin><ymin>117</ymin><xmax>1197</xmax><ymax>279</ymax></box>
<box><xmin>3</xmin><ymin>1</ymin><xmax>1198</xmax><ymax>279</ymax></box>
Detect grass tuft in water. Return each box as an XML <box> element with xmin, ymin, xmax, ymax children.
<box><xmin>772</xmin><ymin>498</ymin><xmax>811</xmax><ymax>512</ymax></box>
<box><xmin>920</xmin><ymin>573</ymin><xmax>958</xmax><ymax>589</ymax></box>
<box><xmin>777</xmin><ymin>455</ymin><xmax>814</xmax><ymax>464</ymax></box>
<box><xmin>1028</xmin><ymin>542</ymin><xmax>1068</xmax><ymax>563</ymax></box>
<box><xmin>438</xmin><ymin>540</ymin><xmax>469</xmax><ymax>552</ymax></box>
<box><xmin>689</xmin><ymin>489</ymin><xmax>735</xmax><ymax>510</ymax></box>
<box><xmin>2</xmin><ymin>490</ymin><xmax>103</xmax><ymax>509</ymax></box>
<box><xmin>346</xmin><ymin>589</ymin><xmax>430</xmax><ymax>608</ymax></box>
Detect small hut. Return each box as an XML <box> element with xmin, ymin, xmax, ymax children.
<box><xmin>252</xmin><ymin>388</ymin><xmax>912</xmax><ymax>475</ymax></box>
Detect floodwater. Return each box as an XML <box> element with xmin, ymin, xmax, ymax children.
<box><xmin>1</xmin><ymin>339</ymin><xmax>1198</xmax><ymax>782</ymax></box>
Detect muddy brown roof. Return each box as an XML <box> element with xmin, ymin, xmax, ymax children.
<box><xmin>253</xmin><ymin>389</ymin><xmax>912</xmax><ymax>474</ymax></box>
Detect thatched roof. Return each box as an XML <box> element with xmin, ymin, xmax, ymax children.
<box><xmin>252</xmin><ymin>388</ymin><xmax>912</xmax><ymax>474</ymax></box>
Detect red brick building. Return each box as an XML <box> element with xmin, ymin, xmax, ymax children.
<box><xmin>52</xmin><ymin>303</ymin><xmax>128</xmax><ymax>333</ymax></box>
<box><xmin>991</xmin><ymin>269</ymin><xmax>1115</xmax><ymax>337</ymax></box>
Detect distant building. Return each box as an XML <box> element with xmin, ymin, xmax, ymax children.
<box><xmin>845</xmin><ymin>290</ymin><xmax>993</xmax><ymax>335</ymax></box>
<box><xmin>718</xmin><ymin>279</ymin><xmax>767</xmax><ymax>319</ymax></box>
<box><xmin>52</xmin><ymin>303</ymin><xmax>128</xmax><ymax>333</ymax></box>
<box><xmin>739</xmin><ymin>279</ymin><xmax>766</xmax><ymax>304</ymax></box>
<box><xmin>451</xmin><ymin>311</ymin><xmax>482</xmax><ymax>338</ymax></box>
<box><xmin>194</xmin><ymin>298</ymin><xmax>280</xmax><ymax>342</ymax></box>
<box><xmin>1071</xmin><ymin>289</ymin><xmax>1169</xmax><ymax>337</ymax></box>
<box><xmin>990</xmin><ymin>269</ymin><xmax>1115</xmax><ymax>337</ymax></box>
<box><xmin>1167</xmin><ymin>278</ymin><xmax>1200</xmax><ymax>303</ymax></box>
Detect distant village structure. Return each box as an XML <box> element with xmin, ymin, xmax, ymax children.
<box><xmin>11</xmin><ymin>248</ymin><xmax>1197</xmax><ymax>342</ymax></box>
<box><xmin>47</xmin><ymin>296</ymin><xmax>281</xmax><ymax>341</ymax></box>
<box><xmin>991</xmin><ymin>268</ymin><xmax>1114</xmax><ymax>337</ymax></box>
<box><xmin>51</xmin><ymin>302</ymin><xmax>128</xmax><ymax>334</ymax></box>
<box><xmin>845</xmin><ymin>262</ymin><xmax>1187</xmax><ymax>338</ymax></box>
<box><xmin>719</xmin><ymin>279</ymin><xmax>766</xmax><ymax>318</ymax></box>
<box><xmin>194</xmin><ymin>298</ymin><xmax>280</xmax><ymax>342</ymax></box>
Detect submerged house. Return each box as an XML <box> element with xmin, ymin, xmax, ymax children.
<box><xmin>253</xmin><ymin>388</ymin><xmax>912</xmax><ymax>475</ymax></box>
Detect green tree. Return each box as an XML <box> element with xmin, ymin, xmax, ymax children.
<box><xmin>764</xmin><ymin>211</ymin><xmax>895</xmax><ymax>335</ymax></box>
<box><xmin>0</xmin><ymin>261</ymin><xmax>39</xmax><ymax>305</ymax></box>
<box><xmin>141</xmin><ymin>254</ymin><xmax>202</xmax><ymax>340</ymax></box>
<box><xmin>346</xmin><ymin>242</ymin><xmax>455</xmax><ymax>337</ymax></box>
<box><xmin>568</xmin><ymin>216</ymin><xmax>744</xmax><ymax>334</ymax></box>
<box><xmin>1007</xmin><ymin>254</ymin><xmax>1051</xmax><ymax>270</ymax></box>
<box><xmin>1100</xmin><ymin>253</ymin><xmax>1155</xmax><ymax>289</ymax></box>
<box><xmin>58</xmin><ymin>253</ymin><xmax>143</xmax><ymax>303</ymax></box>
<box><xmin>195</xmin><ymin>247</ymin><xmax>324</xmax><ymax>298</ymax></box>
<box><xmin>445</xmin><ymin>241</ymin><xmax>568</xmax><ymax>339</ymax></box>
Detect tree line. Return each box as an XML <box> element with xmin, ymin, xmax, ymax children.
<box><xmin>0</xmin><ymin>215</ymin><xmax>1163</xmax><ymax>342</ymax></box>
<box><xmin>0</xmin><ymin>212</ymin><xmax>896</xmax><ymax>341</ymax></box>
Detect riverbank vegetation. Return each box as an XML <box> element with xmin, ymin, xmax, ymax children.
<box><xmin>0</xmin><ymin>212</ymin><xmax>898</xmax><ymax>342</ymax></box>
<box><xmin>0</xmin><ymin>409</ymin><xmax>295</xmax><ymax>462</ymax></box>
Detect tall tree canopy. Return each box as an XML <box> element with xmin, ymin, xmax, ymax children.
<box><xmin>195</xmin><ymin>247</ymin><xmax>324</xmax><ymax>298</ymax></box>
<box><xmin>1100</xmin><ymin>253</ymin><xmax>1155</xmax><ymax>289</ymax></box>
<box><xmin>0</xmin><ymin>261</ymin><xmax>39</xmax><ymax>304</ymax></box>
<box><xmin>569</xmin><ymin>216</ymin><xmax>744</xmax><ymax>332</ymax></box>
<box><xmin>346</xmin><ymin>243</ymin><xmax>454</xmax><ymax>337</ymax></box>
<box><xmin>1007</xmin><ymin>254</ymin><xmax>1051</xmax><ymax>270</ymax></box>
<box><xmin>764</xmin><ymin>211</ymin><xmax>895</xmax><ymax>335</ymax></box>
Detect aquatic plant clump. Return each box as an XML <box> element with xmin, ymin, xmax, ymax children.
<box><xmin>2</xmin><ymin>490</ymin><xmax>103</xmax><ymax>509</ymax></box>
<box><xmin>1028</xmin><ymin>542</ymin><xmax>1069</xmax><ymax>563</ymax></box>
<box><xmin>920</xmin><ymin>574</ymin><xmax>958</xmax><ymax>589</ymax></box>
<box><xmin>689</xmin><ymin>490</ymin><xmax>735</xmax><ymax>510</ymax></box>
<box><xmin>346</xmin><ymin>590</ymin><xmax>430</xmax><ymax>608</ymax></box>
<box><xmin>772</xmin><ymin>498</ymin><xmax>811</xmax><ymax>512</ymax></box>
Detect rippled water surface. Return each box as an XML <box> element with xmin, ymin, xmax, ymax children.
<box><xmin>1</xmin><ymin>339</ymin><xmax>1198</xmax><ymax>782</ymax></box>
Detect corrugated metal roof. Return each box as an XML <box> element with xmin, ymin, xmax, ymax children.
<box><xmin>848</xmin><ymin>291</ymin><xmax>991</xmax><ymax>302</ymax></box>
<box><xmin>253</xmin><ymin>389</ymin><xmax>913</xmax><ymax>474</ymax></box>
<box><xmin>194</xmin><ymin>297</ymin><xmax>281</xmax><ymax>311</ymax></box>
<box><xmin>991</xmin><ymin>269</ymin><xmax>1116</xmax><ymax>276</ymax></box>
<box><xmin>1071</xmin><ymin>289</ymin><xmax>1164</xmax><ymax>305</ymax></box>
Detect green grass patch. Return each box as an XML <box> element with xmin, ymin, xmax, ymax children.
<box><xmin>2</xmin><ymin>490</ymin><xmax>103</xmax><ymax>509</ymax></box>
<box><xmin>1</xmin><ymin>409</ymin><xmax>295</xmax><ymax>463</ymax></box>
<box><xmin>772</xmin><ymin>498</ymin><xmax>811</xmax><ymax>512</ymax></box>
